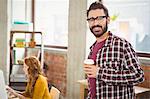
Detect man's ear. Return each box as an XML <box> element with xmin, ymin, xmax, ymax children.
<box><xmin>107</xmin><ymin>16</ymin><xmax>110</xmax><ymax>24</ymax></box>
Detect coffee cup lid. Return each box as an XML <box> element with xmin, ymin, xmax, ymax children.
<box><xmin>84</xmin><ymin>59</ymin><xmax>94</xmax><ymax>65</ymax></box>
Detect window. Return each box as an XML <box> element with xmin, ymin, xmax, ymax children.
<box><xmin>11</xmin><ymin>0</ymin><xmax>69</xmax><ymax>48</ymax></box>
<box><xmin>35</xmin><ymin>0</ymin><xmax>69</xmax><ymax>47</ymax></box>
<box><xmin>11</xmin><ymin>0</ymin><xmax>32</xmax><ymax>22</ymax></box>
<box><xmin>86</xmin><ymin>0</ymin><xmax>150</xmax><ymax>57</ymax></box>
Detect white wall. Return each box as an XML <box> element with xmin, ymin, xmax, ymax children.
<box><xmin>67</xmin><ymin>0</ymin><xmax>87</xmax><ymax>99</ymax></box>
<box><xmin>0</xmin><ymin>0</ymin><xmax>11</xmax><ymax>83</ymax></box>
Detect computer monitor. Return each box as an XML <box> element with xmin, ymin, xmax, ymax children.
<box><xmin>0</xmin><ymin>70</ymin><xmax>8</xmax><ymax>99</ymax></box>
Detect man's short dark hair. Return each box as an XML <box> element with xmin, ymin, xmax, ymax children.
<box><xmin>87</xmin><ymin>1</ymin><xmax>109</xmax><ymax>17</ymax></box>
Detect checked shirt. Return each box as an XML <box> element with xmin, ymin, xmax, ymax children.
<box><xmin>87</xmin><ymin>32</ymin><xmax>144</xmax><ymax>99</ymax></box>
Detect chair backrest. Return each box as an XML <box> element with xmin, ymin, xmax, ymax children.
<box><xmin>50</xmin><ymin>86</ymin><xmax>60</xmax><ymax>99</ymax></box>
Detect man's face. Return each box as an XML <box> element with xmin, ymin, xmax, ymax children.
<box><xmin>87</xmin><ymin>9</ymin><xmax>110</xmax><ymax>38</ymax></box>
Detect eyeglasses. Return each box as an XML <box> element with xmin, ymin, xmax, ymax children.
<box><xmin>87</xmin><ymin>16</ymin><xmax>106</xmax><ymax>23</ymax></box>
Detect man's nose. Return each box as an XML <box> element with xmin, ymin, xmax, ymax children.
<box><xmin>93</xmin><ymin>19</ymin><xmax>99</xmax><ymax>26</ymax></box>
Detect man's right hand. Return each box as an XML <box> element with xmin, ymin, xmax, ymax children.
<box><xmin>83</xmin><ymin>64</ymin><xmax>97</xmax><ymax>78</ymax></box>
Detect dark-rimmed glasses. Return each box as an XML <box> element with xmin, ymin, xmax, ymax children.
<box><xmin>87</xmin><ymin>16</ymin><xmax>106</xmax><ymax>23</ymax></box>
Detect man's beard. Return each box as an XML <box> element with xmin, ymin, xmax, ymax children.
<box><xmin>90</xmin><ymin>23</ymin><xmax>108</xmax><ymax>38</ymax></box>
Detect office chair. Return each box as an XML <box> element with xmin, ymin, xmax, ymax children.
<box><xmin>50</xmin><ymin>86</ymin><xmax>60</xmax><ymax>99</ymax></box>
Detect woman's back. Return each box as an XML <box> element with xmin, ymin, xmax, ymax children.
<box><xmin>29</xmin><ymin>75</ymin><xmax>52</xmax><ymax>99</ymax></box>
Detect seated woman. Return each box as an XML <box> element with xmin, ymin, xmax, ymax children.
<box><xmin>6</xmin><ymin>56</ymin><xmax>52</xmax><ymax>99</ymax></box>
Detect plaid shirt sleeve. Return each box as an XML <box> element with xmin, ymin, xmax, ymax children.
<box><xmin>97</xmin><ymin>39</ymin><xmax>144</xmax><ymax>86</ymax></box>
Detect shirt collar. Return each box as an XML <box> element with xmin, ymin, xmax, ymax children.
<box><xmin>90</xmin><ymin>31</ymin><xmax>113</xmax><ymax>50</ymax></box>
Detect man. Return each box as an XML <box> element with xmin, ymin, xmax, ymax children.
<box><xmin>84</xmin><ymin>1</ymin><xmax>144</xmax><ymax>99</ymax></box>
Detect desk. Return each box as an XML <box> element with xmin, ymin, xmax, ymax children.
<box><xmin>77</xmin><ymin>79</ymin><xmax>150</xmax><ymax>99</ymax></box>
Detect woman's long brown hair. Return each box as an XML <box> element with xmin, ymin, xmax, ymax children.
<box><xmin>24</xmin><ymin>56</ymin><xmax>42</xmax><ymax>97</ymax></box>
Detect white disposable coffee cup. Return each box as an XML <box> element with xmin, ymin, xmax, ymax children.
<box><xmin>84</xmin><ymin>59</ymin><xmax>94</xmax><ymax>65</ymax></box>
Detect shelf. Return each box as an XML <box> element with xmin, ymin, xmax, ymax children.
<box><xmin>9</xmin><ymin>30</ymin><xmax>44</xmax><ymax>87</ymax></box>
<box><xmin>10</xmin><ymin>82</ymin><xmax>27</xmax><ymax>91</ymax></box>
<box><xmin>11</xmin><ymin>46</ymin><xmax>42</xmax><ymax>49</ymax></box>
<box><xmin>10</xmin><ymin>74</ymin><xmax>27</xmax><ymax>82</ymax></box>
<box><xmin>11</xmin><ymin>30</ymin><xmax>42</xmax><ymax>34</ymax></box>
